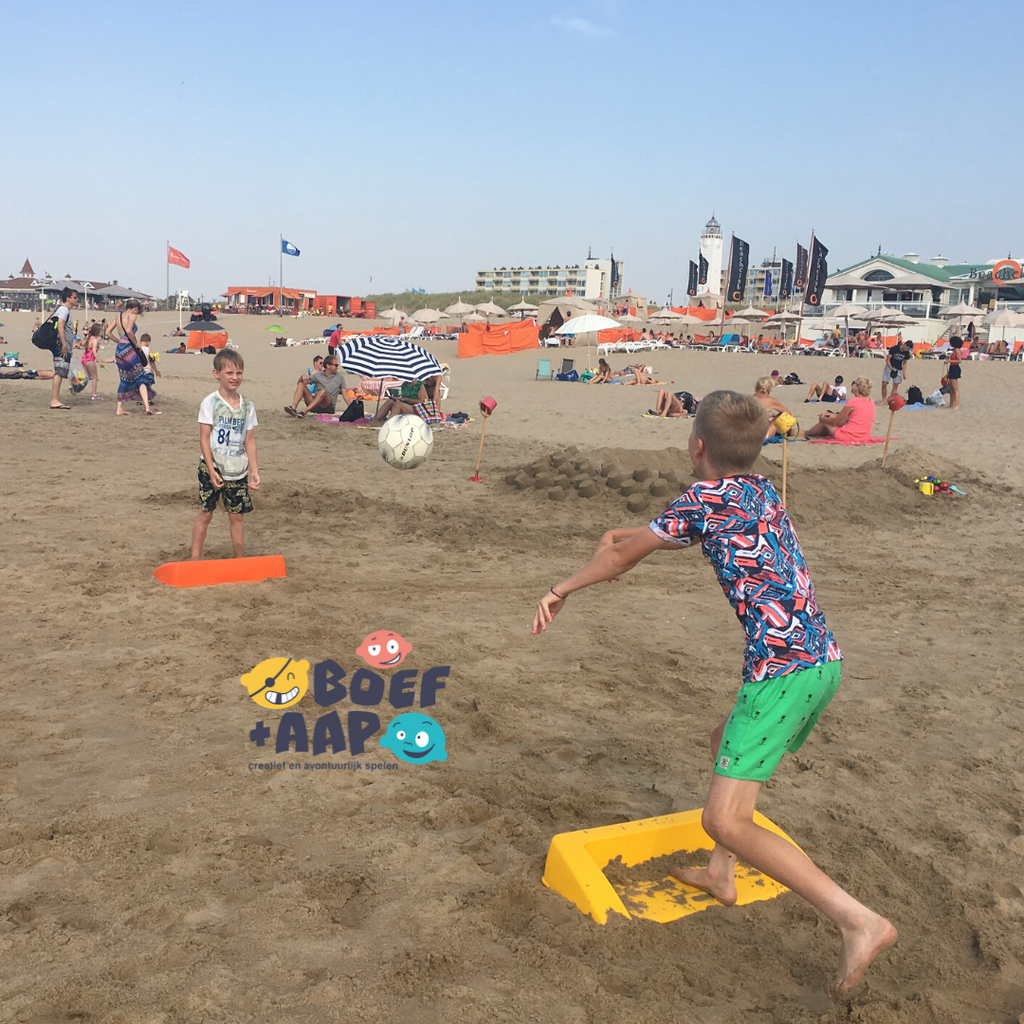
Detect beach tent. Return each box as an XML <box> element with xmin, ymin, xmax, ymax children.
<box><xmin>458</xmin><ymin>319</ymin><xmax>539</xmax><ymax>358</ymax></box>
<box><xmin>187</xmin><ymin>330</ymin><xmax>228</xmax><ymax>350</ymax></box>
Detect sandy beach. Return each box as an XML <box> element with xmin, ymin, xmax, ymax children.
<box><xmin>2</xmin><ymin>309</ymin><xmax>1023</xmax><ymax>1023</ymax></box>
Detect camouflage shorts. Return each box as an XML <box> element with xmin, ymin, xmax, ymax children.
<box><xmin>198</xmin><ymin>460</ymin><xmax>253</xmax><ymax>515</ymax></box>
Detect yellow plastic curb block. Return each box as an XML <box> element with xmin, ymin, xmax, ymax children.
<box><xmin>542</xmin><ymin>808</ymin><xmax>803</xmax><ymax>925</ymax></box>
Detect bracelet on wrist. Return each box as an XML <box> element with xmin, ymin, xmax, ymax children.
<box><xmin>550</xmin><ymin>587</ymin><xmax>567</xmax><ymax>600</ymax></box>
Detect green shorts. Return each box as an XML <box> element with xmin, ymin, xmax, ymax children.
<box><xmin>714</xmin><ymin>660</ymin><xmax>842</xmax><ymax>782</ymax></box>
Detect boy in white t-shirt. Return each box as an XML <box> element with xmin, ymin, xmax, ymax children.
<box><xmin>190</xmin><ymin>350</ymin><xmax>260</xmax><ymax>559</ymax></box>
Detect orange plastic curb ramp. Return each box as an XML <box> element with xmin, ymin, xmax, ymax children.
<box><xmin>153</xmin><ymin>555</ymin><xmax>286</xmax><ymax>588</ymax></box>
<box><xmin>542</xmin><ymin>808</ymin><xmax>801</xmax><ymax>925</ymax></box>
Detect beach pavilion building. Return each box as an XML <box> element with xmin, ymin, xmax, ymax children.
<box><xmin>820</xmin><ymin>252</ymin><xmax>1020</xmax><ymax>317</ymax></box>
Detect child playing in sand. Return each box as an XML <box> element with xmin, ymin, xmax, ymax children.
<box><xmin>191</xmin><ymin>350</ymin><xmax>260</xmax><ymax>560</ymax></box>
<box><xmin>532</xmin><ymin>391</ymin><xmax>895</xmax><ymax>998</ymax></box>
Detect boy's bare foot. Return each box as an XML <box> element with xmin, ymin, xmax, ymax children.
<box><xmin>828</xmin><ymin>914</ymin><xmax>897</xmax><ymax>998</ymax></box>
<box><xmin>669</xmin><ymin>864</ymin><xmax>738</xmax><ymax>906</ymax></box>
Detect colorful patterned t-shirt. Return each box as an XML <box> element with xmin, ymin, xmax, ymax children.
<box><xmin>649</xmin><ymin>475</ymin><xmax>840</xmax><ymax>684</ymax></box>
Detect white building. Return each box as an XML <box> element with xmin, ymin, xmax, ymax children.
<box><xmin>698</xmin><ymin>214</ymin><xmax>723</xmax><ymax>297</ymax></box>
<box><xmin>475</xmin><ymin>253</ymin><xmax>624</xmax><ymax>301</ymax></box>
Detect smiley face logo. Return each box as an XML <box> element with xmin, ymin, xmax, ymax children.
<box><xmin>379</xmin><ymin>714</ymin><xmax>448</xmax><ymax>765</ymax></box>
<box><xmin>240</xmin><ymin>657</ymin><xmax>310</xmax><ymax>709</ymax></box>
<box><xmin>356</xmin><ymin>630</ymin><xmax>412</xmax><ymax>668</ymax></box>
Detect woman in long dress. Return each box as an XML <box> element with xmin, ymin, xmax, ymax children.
<box><xmin>105</xmin><ymin>300</ymin><xmax>158</xmax><ymax>415</ymax></box>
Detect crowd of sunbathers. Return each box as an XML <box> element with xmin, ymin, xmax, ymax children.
<box><xmin>283</xmin><ymin>351</ymin><xmax>448</xmax><ymax>426</ymax></box>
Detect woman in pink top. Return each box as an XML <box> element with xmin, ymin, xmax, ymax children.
<box><xmin>805</xmin><ymin>377</ymin><xmax>875</xmax><ymax>441</ymax></box>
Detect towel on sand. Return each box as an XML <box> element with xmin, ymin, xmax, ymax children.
<box><xmin>807</xmin><ymin>436</ymin><xmax>894</xmax><ymax>446</ymax></box>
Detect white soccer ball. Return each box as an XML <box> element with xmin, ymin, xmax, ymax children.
<box><xmin>378</xmin><ymin>414</ymin><xmax>434</xmax><ymax>470</ymax></box>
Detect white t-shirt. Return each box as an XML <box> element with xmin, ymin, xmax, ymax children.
<box><xmin>833</xmin><ymin>385</ymin><xmax>848</xmax><ymax>401</ymax></box>
<box><xmin>198</xmin><ymin>390</ymin><xmax>258</xmax><ymax>480</ymax></box>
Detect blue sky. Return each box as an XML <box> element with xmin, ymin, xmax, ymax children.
<box><xmin>2</xmin><ymin>0</ymin><xmax>1020</xmax><ymax>303</ymax></box>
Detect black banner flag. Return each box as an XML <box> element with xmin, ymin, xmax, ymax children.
<box><xmin>698</xmin><ymin>252</ymin><xmax>708</xmax><ymax>286</ymax></box>
<box><xmin>804</xmin><ymin>237</ymin><xmax>829</xmax><ymax>307</ymax></box>
<box><xmin>687</xmin><ymin>260</ymin><xmax>698</xmax><ymax>296</ymax></box>
<box><xmin>726</xmin><ymin>236</ymin><xmax>749</xmax><ymax>303</ymax></box>
<box><xmin>795</xmin><ymin>243</ymin><xmax>808</xmax><ymax>289</ymax></box>
<box><xmin>779</xmin><ymin>258</ymin><xmax>793</xmax><ymax>300</ymax></box>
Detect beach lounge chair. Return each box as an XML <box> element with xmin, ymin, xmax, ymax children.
<box><xmin>536</xmin><ymin>358</ymin><xmax>553</xmax><ymax>380</ymax></box>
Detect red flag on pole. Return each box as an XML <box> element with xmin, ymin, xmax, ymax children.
<box><xmin>168</xmin><ymin>246</ymin><xmax>190</xmax><ymax>269</ymax></box>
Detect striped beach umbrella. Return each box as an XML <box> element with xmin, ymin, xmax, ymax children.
<box><xmin>336</xmin><ymin>335</ymin><xmax>443</xmax><ymax>382</ymax></box>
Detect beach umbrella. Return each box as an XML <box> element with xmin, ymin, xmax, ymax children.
<box><xmin>983</xmin><ymin>307</ymin><xmax>1024</xmax><ymax>344</ymax></box>
<box><xmin>556</xmin><ymin>313</ymin><xmax>621</xmax><ymax>367</ymax></box>
<box><xmin>444</xmin><ymin>298</ymin><xmax>476</xmax><ymax>318</ymax></box>
<box><xmin>475</xmin><ymin>300</ymin><xmax>508</xmax><ymax>319</ymax></box>
<box><xmin>265</xmin><ymin>325</ymin><xmax>287</xmax><ymax>333</ymax></box>
<box><xmin>941</xmin><ymin>301</ymin><xmax>985</xmax><ymax>319</ymax></box>
<box><xmin>650</xmin><ymin>307</ymin><xmax>684</xmax><ymax>321</ymax></box>
<box><xmin>829</xmin><ymin>302</ymin><xmax>867</xmax><ymax>319</ymax></box>
<box><xmin>409</xmin><ymin>307</ymin><xmax>444</xmax><ymax>324</ymax></box>
<box><xmin>732</xmin><ymin>305</ymin><xmax>770</xmax><ymax>320</ymax></box>
<box><xmin>185</xmin><ymin>319</ymin><xmax>225</xmax><ymax>332</ymax></box>
<box><xmin>461</xmin><ymin>312</ymin><xmax>486</xmax><ymax>323</ymax></box>
<box><xmin>618</xmin><ymin>313</ymin><xmax>643</xmax><ymax>324</ymax></box>
<box><xmin>508</xmin><ymin>299</ymin><xmax>539</xmax><ymax>320</ymax></box>
<box><xmin>336</xmin><ymin>335</ymin><xmax>443</xmax><ymax>387</ymax></box>
<box><xmin>378</xmin><ymin>307</ymin><xmax>406</xmax><ymax>324</ymax></box>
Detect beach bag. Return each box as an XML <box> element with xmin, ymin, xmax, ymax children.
<box><xmin>906</xmin><ymin>385</ymin><xmax>924</xmax><ymax>405</ymax></box>
<box><xmin>925</xmin><ymin>389</ymin><xmax>945</xmax><ymax>406</ymax></box>
<box><xmin>674</xmin><ymin>390</ymin><xmax>697</xmax><ymax>414</ymax></box>
<box><xmin>555</xmin><ymin>369</ymin><xmax>579</xmax><ymax>381</ymax></box>
<box><xmin>32</xmin><ymin>315</ymin><xmax>61</xmax><ymax>352</ymax></box>
<box><xmin>338</xmin><ymin>399</ymin><xmax>364</xmax><ymax>422</ymax></box>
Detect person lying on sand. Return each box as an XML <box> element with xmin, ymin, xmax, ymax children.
<box><xmin>649</xmin><ymin>389</ymin><xmax>698</xmax><ymax>418</ymax></box>
<box><xmin>1</xmin><ymin>369</ymin><xmax>55</xmax><ymax>380</ymax></box>
<box><xmin>533</xmin><ymin>391</ymin><xmax>896</xmax><ymax>999</ymax></box>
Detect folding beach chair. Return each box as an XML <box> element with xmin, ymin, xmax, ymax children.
<box><xmin>536</xmin><ymin>358</ymin><xmax>553</xmax><ymax>380</ymax></box>
<box><xmin>559</xmin><ymin>358</ymin><xmax>575</xmax><ymax>375</ymax></box>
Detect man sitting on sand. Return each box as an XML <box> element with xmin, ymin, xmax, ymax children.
<box><xmin>805</xmin><ymin>375</ymin><xmax>847</xmax><ymax>403</ymax></box>
<box><xmin>284</xmin><ymin>354</ymin><xmax>349</xmax><ymax>418</ymax></box>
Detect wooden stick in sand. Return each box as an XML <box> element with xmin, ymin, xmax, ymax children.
<box><xmin>781</xmin><ymin>434</ymin><xmax>788</xmax><ymax>506</ymax></box>
<box><xmin>881</xmin><ymin>408</ymin><xmax>896</xmax><ymax>468</ymax></box>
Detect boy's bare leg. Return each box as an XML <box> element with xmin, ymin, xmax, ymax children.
<box><xmin>191</xmin><ymin>510</ymin><xmax>214</xmax><ymax>560</ymax></box>
<box><xmin>672</xmin><ymin>719</ymin><xmax>739</xmax><ymax>902</ymax></box>
<box><xmin>682</xmin><ymin>772</ymin><xmax>896</xmax><ymax>997</ymax></box>
<box><xmin>228</xmin><ymin>513</ymin><xmax>244</xmax><ymax>557</ymax></box>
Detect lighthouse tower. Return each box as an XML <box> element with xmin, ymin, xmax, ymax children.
<box><xmin>698</xmin><ymin>213</ymin><xmax>723</xmax><ymax>296</ymax></box>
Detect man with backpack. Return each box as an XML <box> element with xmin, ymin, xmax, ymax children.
<box><xmin>49</xmin><ymin>287</ymin><xmax>79</xmax><ymax>409</ymax></box>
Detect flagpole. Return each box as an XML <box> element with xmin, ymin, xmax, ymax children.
<box><xmin>166</xmin><ymin>241</ymin><xmax>169</xmax><ymax>310</ymax></box>
<box><xmin>279</xmin><ymin>234</ymin><xmax>283</xmax><ymax>313</ymax></box>
<box><xmin>795</xmin><ymin>230</ymin><xmax>814</xmax><ymax>352</ymax></box>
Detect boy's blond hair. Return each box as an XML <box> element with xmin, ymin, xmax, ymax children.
<box><xmin>692</xmin><ymin>390</ymin><xmax>768</xmax><ymax>474</ymax></box>
<box><xmin>213</xmin><ymin>349</ymin><xmax>244</xmax><ymax>371</ymax></box>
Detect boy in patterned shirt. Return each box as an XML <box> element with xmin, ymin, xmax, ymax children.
<box><xmin>190</xmin><ymin>350</ymin><xmax>260</xmax><ymax>559</ymax></box>
<box><xmin>532</xmin><ymin>391</ymin><xmax>895</xmax><ymax>998</ymax></box>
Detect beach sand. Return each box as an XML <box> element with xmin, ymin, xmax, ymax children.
<box><xmin>2</xmin><ymin>310</ymin><xmax>1023</xmax><ymax>1022</ymax></box>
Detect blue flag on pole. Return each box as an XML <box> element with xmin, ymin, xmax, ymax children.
<box><xmin>764</xmin><ymin>269</ymin><xmax>773</xmax><ymax>298</ymax></box>
<box><xmin>282</xmin><ymin>239</ymin><xmax>300</xmax><ymax>256</ymax></box>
